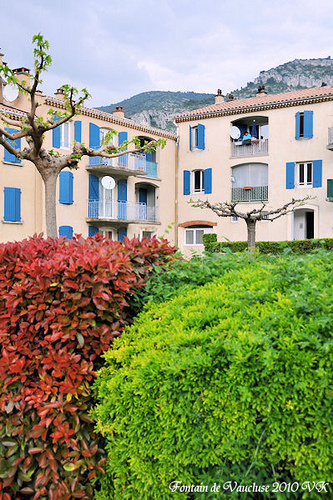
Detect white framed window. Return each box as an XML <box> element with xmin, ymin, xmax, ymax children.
<box><xmin>100</xmin><ymin>128</ymin><xmax>116</xmax><ymax>166</ymax></box>
<box><xmin>60</xmin><ymin>122</ymin><xmax>70</xmax><ymax>148</ymax></box>
<box><xmin>297</xmin><ymin>162</ymin><xmax>312</xmax><ymax>187</ymax></box>
<box><xmin>99</xmin><ymin>181</ymin><xmax>113</xmax><ymax>219</ymax></box>
<box><xmin>100</xmin><ymin>229</ymin><xmax>114</xmax><ymax>240</ymax></box>
<box><xmin>231</xmin><ymin>215</ymin><xmax>239</xmax><ymax>223</ymax></box>
<box><xmin>141</xmin><ymin>230</ymin><xmax>156</xmax><ymax>240</ymax></box>
<box><xmin>193</xmin><ymin>170</ymin><xmax>205</xmax><ymax>193</ymax></box>
<box><xmin>184</xmin><ymin>226</ymin><xmax>213</xmax><ymax>246</ymax></box>
<box><xmin>191</xmin><ymin>126</ymin><xmax>199</xmax><ymax>149</ymax></box>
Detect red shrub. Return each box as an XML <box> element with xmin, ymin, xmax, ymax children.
<box><xmin>0</xmin><ymin>234</ymin><xmax>176</xmax><ymax>499</ymax></box>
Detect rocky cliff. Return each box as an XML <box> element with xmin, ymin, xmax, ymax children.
<box><xmin>98</xmin><ymin>57</ymin><xmax>333</xmax><ymax>132</ymax></box>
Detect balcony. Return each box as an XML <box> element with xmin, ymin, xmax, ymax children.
<box><xmin>87</xmin><ymin>200</ymin><xmax>158</xmax><ymax>223</ymax></box>
<box><xmin>87</xmin><ymin>153</ymin><xmax>158</xmax><ymax>178</ymax></box>
<box><xmin>231</xmin><ymin>139</ymin><xmax>268</xmax><ymax>158</ymax></box>
<box><xmin>328</xmin><ymin>128</ymin><xmax>333</xmax><ymax>151</ymax></box>
<box><xmin>232</xmin><ymin>186</ymin><xmax>268</xmax><ymax>202</ymax></box>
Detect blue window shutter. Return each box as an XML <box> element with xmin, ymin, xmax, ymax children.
<box><xmin>204</xmin><ymin>168</ymin><xmax>212</xmax><ymax>194</ymax></box>
<box><xmin>4</xmin><ymin>128</ymin><xmax>21</xmax><ymax>164</ymax></box>
<box><xmin>52</xmin><ymin>117</ymin><xmax>61</xmax><ymax>148</ymax></box>
<box><xmin>313</xmin><ymin>160</ymin><xmax>322</xmax><ymax>188</ymax></box>
<box><xmin>118</xmin><ymin>132</ymin><xmax>128</xmax><ymax>147</ymax></box>
<box><xmin>59</xmin><ymin>171</ymin><xmax>74</xmax><ymax>204</ymax></box>
<box><xmin>189</xmin><ymin>125</ymin><xmax>192</xmax><ymax>150</ymax></box>
<box><xmin>145</xmin><ymin>151</ymin><xmax>153</xmax><ymax>162</ymax></box>
<box><xmin>295</xmin><ymin>112</ymin><xmax>300</xmax><ymax>140</ymax></box>
<box><xmin>303</xmin><ymin>111</ymin><xmax>313</xmax><ymax>138</ymax></box>
<box><xmin>88</xmin><ymin>225</ymin><xmax>99</xmax><ymax>237</ymax></box>
<box><xmin>74</xmin><ymin>121</ymin><xmax>82</xmax><ymax>143</ymax></box>
<box><xmin>139</xmin><ymin>188</ymin><xmax>148</xmax><ymax>204</ymax></box>
<box><xmin>197</xmin><ymin>124</ymin><xmax>205</xmax><ymax>150</ymax></box>
<box><xmin>59</xmin><ymin>225</ymin><xmax>73</xmax><ymax>239</ymax></box>
<box><xmin>89</xmin><ymin>123</ymin><xmax>100</xmax><ymax>166</ymax></box>
<box><xmin>183</xmin><ymin>170</ymin><xmax>191</xmax><ymax>195</ymax></box>
<box><xmin>118</xmin><ymin>179</ymin><xmax>127</xmax><ymax>220</ymax></box>
<box><xmin>286</xmin><ymin>162</ymin><xmax>295</xmax><ymax>189</ymax></box>
<box><xmin>89</xmin><ymin>174</ymin><xmax>99</xmax><ymax>200</ymax></box>
<box><xmin>88</xmin><ymin>174</ymin><xmax>99</xmax><ymax>218</ymax></box>
<box><xmin>4</xmin><ymin>187</ymin><xmax>21</xmax><ymax>222</ymax></box>
<box><xmin>89</xmin><ymin>123</ymin><xmax>100</xmax><ymax>149</ymax></box>
<box><xmin>118</xmin><ymin>132</ymin><xmax>128</xmax><ymax>167</ymax></box>
<box><xmin>117</xmin><ymin>227</ymin><xmax>127</xmax><ymax>242</ymax></box>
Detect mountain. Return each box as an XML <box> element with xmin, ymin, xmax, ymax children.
<box><xmin>98</xmin><ymin>91</ymin><xmax>215</xmax><ymax>133</ymax></box>
<box><xmin>97</xmin><ymin>57</ymin><xmax>333</xmax><ymax>132</ymax></box>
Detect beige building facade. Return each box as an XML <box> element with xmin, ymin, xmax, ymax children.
<box><xmin>1</xmin><ymin>58</ymin><xmax>333</xmax><ymax>256</ymax></box>
<box><xmin>175</xmin><ymin>86</ymin><xmax>333</xmax><ymax>256</ymax></box>
<box><xmin>0</xmin><ymin>63</ymin><xmax>177</xmax><ymax>244</ymax></box>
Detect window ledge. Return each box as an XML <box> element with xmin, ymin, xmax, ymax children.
<box><xmin>3</xmin><ymin>161</ymin><xmax>23</xmax><ymax>167</ymax></box>
<box><xmin>2</xmin><ymin>220</ymin><xmax>23</xmax><ymax>224</ymax></box>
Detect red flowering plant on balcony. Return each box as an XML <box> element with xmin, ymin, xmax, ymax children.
<box><xmin>0</xmin><ymin>234</ymin><xmax>176</xmax><ymax>500</ymax></box>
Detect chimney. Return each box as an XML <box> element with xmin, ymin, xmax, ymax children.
<box><xmin>256</xmin><ymin>85</ymin><xmax>267</xmax><ymax>96</ymax></box>
<box><xmin>227</xmin><ymin>93</ymin><xmax>234</xmax><ymax>101</ymax></box>
<box><xmin>55</xmin><ymin>87</ymin><xmax>65</xmax><ymax>100</ymax></box>
<box><xmin>215</xmin><ymin>89</ymin><xmax>224</xmax><ymax>104</ymax></box>
<box><xmin>113</xmin><ymin>106</ymin><xmax>125</xmax><ymax>118</ymax></box>
<box><xmin>13</xmin><ymin>67</ymin><xmax>31</xmax><ymax>89</ymax></box>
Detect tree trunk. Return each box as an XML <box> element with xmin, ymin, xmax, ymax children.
<box><xmin>43</xmin><ymin>172</ymin><xmax>58</xmax><ymax>238</ymax></box>
<box><xmin>246</xmin><ymin>218</ymin><xmax>257</xmax><ymax>252</ymax></box>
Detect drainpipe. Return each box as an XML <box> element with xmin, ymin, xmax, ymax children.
<box><xmin>173</xmin><ymin>121</ymin><xmax>179</xmax><ymax>248</ymax></box>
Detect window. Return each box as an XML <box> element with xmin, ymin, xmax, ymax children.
<box><xmin>3</xmin><ymin>128</ymin><xmax>21</xmax><ymax>164</ymax></box>
<box><xmin>189</xmin><ymin>123</ymin><xmax>205</xmax><ymax>150</ymax></box>
<box><xmin>52</xmin><ymin>120</ymin><xmax>71</xmax><ymax>149</ymax></box>
<box><xmin>295</xmin><ymin>111</ymin><xmax>313</xmax><ymax>139</ymax></box>
<box><xmin>184</xmin><ymin>225</ymin><xmax>213</xmax><ymax>246</ymax></box>
<box><xmin>297</xmin><ymin>162</ymin><xmax>312</xmax><ymax>187</ymax></box>
<box><xmin>286</xmin><ymin>160</ymin><xmax>322</xmax><ymax>189</ymax></box>
<box><xmin>193</xmin><ymin>170</ymin><xmax>205</xmax><ymax>193</ymax></box>
<box><xmin>4</xmin><ymin>187</ymin><xmax>21</xmax><ymax>222</ymax></box>
<box><xmin>231</xmin><ymin>216</ymin><xmax>239</xmax><ymax>223</ymax></box>
<box><xmin>100</xmin><ymin>229</ymin><xmax>114</xmax><ymax>239</ymax></box>
<box><xmin>231</xmin><ymin>163</ymin><xmax>268</xmax><ymax>201</ymax></box>
<box><xmin>60</xmin><ymin>122</ymin><xmax>70</xmax><ymax>148</ymax></box>
<box><xmin>191</xmin><ymin>126</ymin><xmax>199</xmax><ymax>149</ymax></box>
<box><xmin>183</xmin><ymin>168</ymin><xmax>212</xmax><ymax>195</ymax></box>
<box><xmin>142</xmin><ymin>231</ymin><xmax>156</xmax><ymax>239</ymax></box>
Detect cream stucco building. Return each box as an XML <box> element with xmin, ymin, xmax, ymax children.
<box><xmin>0</xmin><ymin>62</ymin><xmax>177</xmax><ymax>244</ymax></box>
<box><xmin>175</xmin><ymin>85</ymin><xmax>333</xmax><ymax>256</ymax></box>
<box><xmin>1</xmin><ymin>55</ymin><xmax>333</xmax><ymax>255</ymax></box>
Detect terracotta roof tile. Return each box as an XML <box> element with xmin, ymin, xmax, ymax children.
<box><xmin>175</xmin><ymin>86</ymin><xmax>333</xmax><ymax>122</ymax></box>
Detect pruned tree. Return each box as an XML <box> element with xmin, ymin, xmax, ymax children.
<box><xmin>0</xmin><ymin>34</ymin><xmax>165</xmax><ymax>238</ymax></box>
<box><xmin>192</xmin><ymin>197</ymin><xmax>312</xmax><ymax>251</ymax></box>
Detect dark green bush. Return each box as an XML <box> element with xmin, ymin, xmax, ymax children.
<box><xmin>129</xmin><ymin>252</ymin><xmax>250</xmax><ymax>315</ymax></box>
<box><xmin>93</xmin><ymin>251</ymin><xmax>333</xmax><ymax>499</ymax></box>
<box><xmin>204</xmin><ymin>237</ymin><xmax>333</xmax><ymax>254</ymax></box>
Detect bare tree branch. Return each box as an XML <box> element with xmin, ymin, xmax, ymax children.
<box><xmin>192</xmin><ymin>196</ymin><xmax>314</xmax><ymax>251</ymax></box>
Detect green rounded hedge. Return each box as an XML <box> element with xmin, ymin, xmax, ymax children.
<box><xmin>93</xmin><ymin>252</ymin><xmax>333</xmax><ymax>499</ymax></box>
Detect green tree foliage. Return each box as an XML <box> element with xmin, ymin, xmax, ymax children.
<box><xmin>93</xmin><ymin>251</ymin><xmax>333</xmax><ymax>499</ymax></box>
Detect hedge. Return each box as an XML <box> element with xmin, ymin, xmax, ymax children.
<box><xmin>202</xmin><ymin>234</ymin><xmax>333</xmax><ymax>254</ymax></box>
<box><xmin>0</xmin><ymin>234</ymin><xmax>176</xmax><ymax>500</ymax></box>
<box><xmin>93</xmin><ymin>251</ymin><xmax>333</xmax><ymax>499</ymax></box>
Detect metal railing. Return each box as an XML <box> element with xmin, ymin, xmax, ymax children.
<box><xmin>232</xmin><ymin>185</ymin><xmax>268</xmax><ymax>202</ymax></box>
<box><xmin>89</xmin><ymin>153</ymin><xmax>158</xmax><ymax>177</ymax></box>
<box><xmin>231</xmin><ymin>139</ymin><xmax>268</xmax><ymax>157</ymax></box>
<box><xmin>88</xmin><ymin>200</ymin><xmax>158</xmax><ymax>222</ymax></box>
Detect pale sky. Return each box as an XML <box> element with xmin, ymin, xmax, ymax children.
<box><xmin>1</xmin><ymin>0</ymin><xmax>332</xmax><ymax>107</ymax></box>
